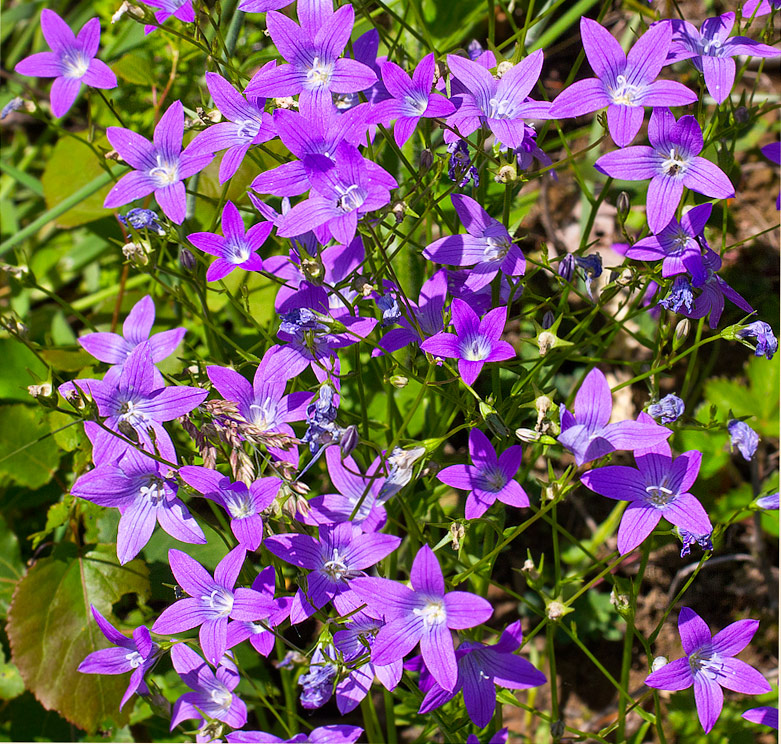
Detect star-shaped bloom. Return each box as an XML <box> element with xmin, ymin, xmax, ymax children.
<box><xmin>187</xmin><ymin>200</ymin><xmax>273</xmax><ymax>282</ymax></box>
<box><xmin>369</xmin><ymin>53</ymin><xmax>456</xmax><ymax>147</ymax></box>
<box><xmin>351</xmin><ymin>544</ymin><xmax>493</xmax><ymax>691</ymax></box>
<box><xmin>581</xmin><ymin>429</ymin><xmax>711</xmax><ymax>554</ymax></box>
<box><xmin>595</xmin><ymin>107</ymin><xmax>734</xmax><ymax>233</ymax></box>
<box><xmin>104</xmin><ymin>100</ymin><xmax>214</xmax><ymax>224</ymax></box>
<box><xmin>549</xmin><ymin>18</ymin><xmax>696</xmax><ymax>146</ymax></box>
<box><xmin>420</xmin><ymin>299</ymin><xmax>515</xmax><ymax>387</ymax></box>
<box><xmin>558</xmin><ymin>368</ymin><xmax>672</xmax><ymax>465</ymax></box>
<box><xmin>645</xmin><ymin>607</ymin><xmax>771</xmax><ymax>733</ymax></box>
<box><xmin>666</xmin><ymin>13</ymin><xmax>780</xmax><ymax>104</ymax></box>
<box><xmin>15</xmin><ymin>9</ymin><xmax>117</xmax><ymax>118</ymax></box>
<box><xmin>444</xmin><ymin>50</ymin><xmax>552</xmax><ymax>148</ymax></box>
<box><xmin>152</xmin><ymin>546</ymin><xmax>277</xmax><ymax>664</ymax></box>
<box><xmin>423</xmin><ymin>194</ymin><xmax>525</xmax><ymax>291</ymax></box>
<box><xmin>437</xmin><ymin>428</ymin><xmax>529</xmax><ymax>520</ymax></box>
<box><xmin>78</xmin><ymin>606</ymin><xmax>159</xmax><ymax>710</ymax></box>
<box><xmin>742</xmin><ymin>0</ymin><xmax>781</xmax><ymax>16</ymax></box>
<box><xmin>140</xmin><ymin>0</ymin><xmax>195</xmax><ymax>34</ymax></box>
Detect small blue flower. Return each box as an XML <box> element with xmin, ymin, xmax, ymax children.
<box><xmin>728</xmin><ymin>419</ymin><xmax>759</xmax><ymax>461</ymax></box>
<box><xmin>738</xmin><ymin>321</ymin><xmax>778</xmax><ymax>360</ymax></box>
<box><xmin>647</xmin><ymin>394</ymin><xmax>685</xmax><ymax>424</ymax></box>
<box><xmin>119</xmin><ymin>208</ymin><xmax>165</xmax><ymax>235</ymax></box>
<box><xmin>659</xmin><ymin>276</ymin><xmax>695</xmax><ymax>313</ymax></box>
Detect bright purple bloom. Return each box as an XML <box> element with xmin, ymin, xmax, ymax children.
<box><xmin>645</xmin><ymin>607</ymin><xmax>771</xmax><ymax>733</ymax></box>
<box><xmin>15</xmin><ymin>10</ymin><xmax>117</xmax><ymax>118</ymax></box>
<box><xmin>595</xmin><ymin>108</ymin><xmax>734</xmax><ymax>233</ymax></box>
<box><xmin>549</xmin><ymin>19</ymin><xmax>696</xmax><ymax>147</ymax></box>
<box><xmin>420</xmin><ymin>299</ymin><xmax>515</xmax><ymax>387</ymax></box>
<box><xmin>226</xmin><ymin>725</ymin><xmax>363</xmax><ymax>743</ymax></box>
<box><xmin>760</xmin><ymin>141</ymin><xmax>780</xmax><ymax>210</ymax></box>
<box><xmin>737</xmin><ymin>320</ymin><xmax>778</xmax><ymax>360</ymax></box>
<box><xmin>743</xmin><ymin>706</ymin><xmax>779</xmax><ymax>729</ymax></box>
<box><xmin>264</xmin><ymin>522</ymin><xmax>401</xmax><ymax>616</ymax></box>
<box><xmin>468</xmin><ymin>729</ymin><xmax>508</xmax><ymax>744</ymax></box>
<box><xmin>351</xmin><ymin>544</ymin><xmax>493</xmax><ymax>691</ymax></box>
<box><xmin>298</xmin><ymin>645</ymin><xmax>338</xmax><ymax>709</ymax></box>
<box><xmin>742</xmin><ymin>0</ymin><xmax>781</xmax><ymax>16</ymax></box>
<box><xmin>187</xmin><ymin>201</ymin><xmax>273</xmax><ymax>282</ymax></box>
<box><xmin>756</xmin><ymin>493</ymin><xmax>779</xmax><ymax>510</ymax></box>
<box><xmin>445</xmin><ymin>50</ymin><xmax>552</xmax><ymax>148</ymax></box>
<box><xmin>71</xmin><ymin>446</ymin><xmax>205</xmax><ymax>563</ymax></box>
<box><xmin>370</xmin><ymin>53</ymin><xmax>455</xmax><ymax>147</ymax></box>
<box><xmin>169</xmin><ymin>643</ymin><xmax>247</xmax><ymax>730</ymax></box>
<box><xmin>152</xmin><ymin>546</ymin><xmax>277</xmax><ymax>664</ymax></box>
<box><xmin>581</xmin><ymin>433</ymin><xmax>711</xmax><ymax>554</ymax></box>
<box><xmin>418</xmin><ymin>621</ymin><xmax>546</xmax><ymax>728</ymax></box>
<box><xmin>647</xmin><ymin>393</ymin><xmax>685</xmax><ymax>424</ymax></box>
<box><xmin>625</xmin><ymin>204</ymin><xmax>710</xmax><ymax>283</ymax></box>
<box><xmin>423</xmin><ymin>194</ymin><xmax>525</xmax><ymax>291</ymax></box>
<box><xmin>558</xmin><ymin>368</ymin><xmax>672</xmax><ymax>466</ymax></box>
<box><xmin>179</xmin><ymin>466</ymin><xmax>281</xmax><ymax>551</ymax></box>
<box><xmin>667</xmin><ymin>13</ymin><xmax>780</xmax><ymax>104</ymax></box>
<box><xmin>245</xmin><ymin>3</ymin><xmax>377</xmax><ymax>108</ymax></box>
<box><xmin>659</xmin><ymin>275</ymin><xmax>695</xmax><ymax>314</ymax></box>
<box><xmin>77</xmin><ymin>295</ymin><xmax>186</xmax><ymax>384</ymax></box>
<box><xmin>437</xmin><ymin>428</ymin><xmax>529</xmax><ymax>520</ymax></box>
<box><xmin>728</xmin><ymin>419</ymin><xmax>759</xmax><ymax>461</ymax></box>
<box><xmin>140</xmin><ymin>0</ymin><xmax>195</xmax><ymax>34</ymax></box>
<box><xmin>104</xmin><ymin>100</ymin><xmax>214</xmax><ymax>224</ymax></box>
<box><xmin>188</xmin><ymin>72</ymin><xmax>275</xmax><ymax>183</ymax></box>
<box><xmin>238</xmin><ymin>0</ymin><xmax>293</xmax><ymax>11</ymax></box>
<box><xmin>78</xmin><ymin>606</ymin><xmax>158</xmax><ymax>710</ymax></box>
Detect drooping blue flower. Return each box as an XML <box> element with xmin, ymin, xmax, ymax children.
<box><xmin>647</xmin><ymin>394</ymin><xmax>685</xmax><ymax>424</ymax></box>
<box><xmin>728</xmin><ymin>419</ymin><xmax>759</xmax><ymax>461</ymax></box>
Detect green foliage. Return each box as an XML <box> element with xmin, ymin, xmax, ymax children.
<box><xmin>0</xmin><ymin>514</ymin><xmax>24</xmax><ymax>619</ymax></box>
<box><xmin>0</xmin><ymin>404</ymin><xmax>61</xmax><ymax>489</ymax></box>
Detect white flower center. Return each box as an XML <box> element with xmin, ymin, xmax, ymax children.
<box><xmin>322</xmin><ymin>548</ymin><xmax>350</xmax><ymax>581</ymax></box>
<box><xmin>62</xmin><ymin>50</ymin><xmax>90</xmax><ymax>79</ymax></box>
<box><xmin>610</xmin><ymin>74</ymin><xmax>642</xmax><ymax>106</ymax></box>
<box><xmin>248</xmin><ymin>398</ymin><xmax>277</xmax><ymax>430</ymax></box>
<box><xmin>306</xmin><ymin>56</ymin><xmax>334</xmax><ymax>87</ymax></box>
<box><xmin>210</xmin><ymin>686</ymin><xmax>233</xmax><ymax>711</ymax></box>
<box><xmin>699</xmin><ymin>39</ymin><xmax>723</xmax><ymax>56</ymax></box>
<box><xmin>336</xmin><ymin>183</ymin><xmax>364</xmax><ymax>213</ymax></box>
<box><xmin>660</xmin><ymin>148</ymin><xmax>687</xmax><ymax>177</ymax></box>
<box><xmin>140</xmin><ymin>479</ymin><xmax>165</xmax><ymax>507</ymax></box>
<box><xmin>671</xmin><ymin>228</ymin><xmax>691</xmax><ymax>252</ymax></box>
<box><xmin>484</xmin><ymin>235</ymin><xmax>511</xmax><ymax>262</ymax></box>
<box><xmin>119</xmin><ymin>400</ymin><xmax>149</xmax><ymax>428</ymax></box>
<box><xmin>404</xmin><ymin>94</ymin><xmax>428</xmax><ymax>115</ymax></box>
<box><xmin>225</xmin><ymin>489</ymin><xmax>255</xmax><ymax>519</ymax></box>
<box><xmin>235</xmin><ymin>118</ymin><xmax>261</xmax><ymax>140</ymax></box>
<box><xmin>486</xmin><ymin>96</ymin><xmax>517</xmax><ymax>120</ymax></box>
<box><xmin>460</xmin><ymin>335</ymin><xmax>491</xmax><ymax>361</ymax></box>
<box><xmin>226</xmin><ymin>238</ymin><xmax>252</xmax><ymax>265</ymax></box>
<box><xmin>149</xmin><ymin>154</ymin><xmax>180</xmax><ymax>187</ymax></box>
<box><xmin>125</xmin><ymin>650</ymin><xmax>144</xmax><ymax>669</ymax></box>
<box><xmin>480</xmin><ymin>466</ymin><xmax>507</xmax><ymax>492</ymax></box>
<box><xmin>201</xmin><ymin>588</ymin><xmax>234</xmax><ymax>617</ymax></box>
<box><xmin>645</xmin><ymin>484</ymin><xmax>675</xmax><ymax>507</ymax></box>
<box><xmin>413</xmin><ymin>599</ymin><xmax>447</xmax><ymax>626</ymax></box>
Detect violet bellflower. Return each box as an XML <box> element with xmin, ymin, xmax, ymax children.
<box><xmin>298</xmin><ymin>645</ymin><xmax>338</xmax><ymax>709</ymax></box>
<box><xmin>420</xmin><ymin>299</ymin><xmax>516</xmax><ymax>387</ymax></box>
<box><xmin>118</xmin><ymin>208</ymin><xmax>165</xmax><ymax>234</ymax></box>
<box><xmin>188</xmin><ymin>72</ymin><xmax>276</xmax><ymax>183</ymax></box>
<box><xmin>549</xmin><ymin>18</ymin><xmax>696</xmax><ymax>147</ymax></box>
<box><xmin>595</xmin><ymin>107</ymin><xmax>735</xmax><ymax>233</ymax></box>
<box><xmin>418</xmin><ymin>620</ymin><xmax>546</xmax><ymax>728</ymax></box>
<box><xmin>152</xmin><ymin>546</ymin><xmax>277</xmax><ymax>664</ymax></box>
<box><xmin>666</xmin><ymin>13</ymin><xmax>780</xmax><ymax>104</ymax></box>
<box><xmin>558</xmin><ymin>367</ymin><xmax>672</xmax><ymax>466</ymax></box>
<box><xmin>423</xmin><ymin>194</ymin><xmax>525</xmax><ymax>291</ymax></box>
<box><xmin>351</xmin><ymin>544</ymin><xmax>494</xmax><ymax>691</ymax></box>
<box><xmin>647</xmin><ymin>393</ymin><xmax>685</xmax><ymax>424</ymax></box>
<box><xmin>737</xmin><ymin>320</ymin><xmax>778</xmax><ymax>360</ymax></box>
<box><xmin>226</xmin><ymin>725</ymin><xmax>364</xmax><ymax>744</ymax></box>
<box><xmin>15</xmin><ymin>9</ymin><xmax>117</xmax><ymax>118</ymax></box>
<box><xmin>437</xmin><ymin>428</ymin><xmax>529</xmax><ymax>520</ymax></box>
<box><xmin>659</xmin><ymin>275</ymin><xmax>695</xmax><ymax>314</ymax></box>
<box><xmin>71</xmin><ymin>446</ymin><xmax>206</xmax><ymax>564</ymax></box>
<box><xmin>140</xmin><ymin>1</ymin><xmax>195</xmax><ymax>34</ymax></box>
<box><xmin>444</xmin><ymin>50</ymin><xmax>552</xmax><ymax>148</ymax></box>
<box><xmin>645</xmin><ymin>607</ymin><xmax>771</xmax><ymax>733</ymax></box>
<box><xmin>244</xmin><ymin>3</ymin><xmax>377</xmax><ymax>108</ymax></box>
<box><xmin>78</xmin><ymin>606</ymin><xmax>159</xmax><ymax>710</ymax></box>
<box><xmin>580</xmin><ymin>427</ymin><xmax>712</xmax><ymax>554</ymax></box>
<box><xmin>104</xmin><ymin>100</ymin><xmax>214</xmax><ymax>224</ymax></box>
<box><xmin>742</xmin><ymin>706</ymin><xmax>779</xmax><ymax>729</ymax></box>
<box><xmin>728</xmin><ymin>419</ymin><xmax>759</xmax><ymax>461</ymax></box>
<box><xmin>370</xmin><ymin>53</ymin><xmax>456</xmax><ymax>147</ymax></box>
<box><xmin>187</xmin><ymin>200</ymin><xmax>274</xmax><ymax>282</ymax></box>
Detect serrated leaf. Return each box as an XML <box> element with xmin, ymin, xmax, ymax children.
<box><xmin>0</xmin><ymin>513</ymin><xmax>24</xmax><ymax>618</ymax></box>
<box><xmin>7</xmin><ymin>543</ymin><xmax>150</xmax><ymax>733</ymax></box>
<box><xmin>0</xmin><ymin>404</ymin><xmax>61</xmax><ymax>488</ymax></box>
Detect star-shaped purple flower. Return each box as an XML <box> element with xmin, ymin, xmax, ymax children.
<box><xmin>742</xmin><ymin>0</ymin><xmax>781</xmax><ymax>16</ymax></box>
<box><xmin>645</xmin><ymin>607</ymin><xmax>771</xmax><ymax>733</ymax></box>
<box><xmin>549</xmin><ymin>18</ymin><xmax>696</xmax><ymax>147</ymax></box>
<box><xmin>226</xmin><ymin>725</ymin><xmax>364</xmax><ymax>743</ymax></box>
<box><xmin>15</xmin><ymin>9</ymin><xmax>117</xmax><ymax>118</ymax></box>
<box><xmin>140</xmin><ymin>0</ymin><xmax>195</xmax><ymax>34</ymax></box>
<box><xmin>595</xmin><ymin>107</ymin><xmax>734</xmax><ymax>233</ymax></box>
<box><xmin>437</xmin><ymin>428</ymin><xmax>529</xmax><ymax>520</ymax></box>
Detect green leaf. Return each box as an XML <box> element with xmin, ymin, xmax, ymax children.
<box><xmin>6</xmin><ymin>543</ymin><xmax>150</xmax><ymax>733</ymax></box>
<box><xmin>0</xmin><ymin>338</ymin><xmax>48</xmax><ymax>401</ymax></box>
<box><xmin>111</xmin><ymin>52</ymin><xmax>156</xmax><ymax>86</ymax></box>
<box><xmin>0</xmin><ymin>645</ymin><xmax>25</xmax><ymax>701</ymax></box>
<box><xmin>0</xmin><ymin>513</ymin><xmax>24</xmax><ymax>618</ymax></box>
<box><xmin>0</xmin><ymin>404</ymin><xmax>61</xmax><ymax>489</ymax></box>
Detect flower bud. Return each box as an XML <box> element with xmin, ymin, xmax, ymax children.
<box><xmin>515</xmin><ymin>427</ymin><xmax>541</xmax><ymax>443</ymax></box>
<box><xmin>339</xmin><ymin>424</ymin><xmax>359</xmax><ymax>458</ymax></box>
<box><xmin>542</xmin><ymin>310</ymin><xmax>554</xmax><ymax>330</ymax></box>
<box><xmin>558</xmin><ymin>254</ymin><xmax>574</xmax><ymax>282</ymax></box>
<box><xmin>495</xmin><ymin>60</ymin><xmax>514</xmax><ymax>78</ymax></box>
<box><xmin>610</xmin><ymin>587</ymin><xmax>632</xmax><ymax>619</ymax></box>
<box><xmin>494</xmin><ymin>163</ymin><xmax>517</xmax><ymax>184</ymax></box>
<box><xmin>419</xmin><ymin>148</ymin><xmax>434</xmax><ymax>171</ymax></box>
<box><xmin>616</xmin><ymin>191</ymin><xmax>631</xmax><ymax>222</ymax></box>
<box><xmin>389</xmin><ymin>374</ymin><xmax>408</xmax><ymax>388</ymax></box>
<box><xmin>546</xmin><ymin>599</ymin><xmax>573</xmax><ymax>621</ymax></box>
<box><xmin>672</xmin><ymin>317</ymin><xmax>690</xmax><ymax>351</ymax></box>
<box><xmin>651</xmin><ymin>655</ymin><xmax>668</xmax><ymax>673</ymax></box>
<box><xmin>179</xmin><ymin>247</ymin><xmax>196</xmax><ymax>271</ymax></box>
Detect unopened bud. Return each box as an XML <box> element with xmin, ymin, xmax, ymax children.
<box><xmin>515</xmin><ymin>427</ymin><xmax>541</xmax><ymax>443</ymax></box>
<box><xmin>389</xmin><ymin>374</ymin><xmax>408</xmax><ymax>388</ymax></box>
<box><xmin>674</xmin><ymin>317</ymin><xmax>690</xmax><ymax>340</ymax></box>
<box><xmin>616</xmin><ymin>191</ymin><xmax>631</xmax><ymax>222</ymax></box>
<box><xmin>449</xmin><ymin>523</ymin><xmax>465</xmax><ymax>550</ymax></box>
<box><xmin>651</xmin><ymin>655</ymin><xmax>668</xmax><ymax>673</ymax></box>
<box><xmin>419</xmin><ymin>148</ymin><xmax>434</xmax><ymax>171</ymax></box>
<box><xmin>521</xmin><ymin>558</ymin><xmax>540</xmax><ymax>581</ymax></box>
<box><xmin>179</xmin><ymin>247</ymin><xmax>196</xmax><ymax>271</ymax></box>
<box><xmin>339</xmin><ymin>425</ymin><xmax>359</xmax><ymax>457</ymax></box>
<box><xmin>494</xmin><ymin>163</ymin><xmax>517</xmax><ymax>184</ymax></box>
<box><xmin>558</xmin><ymin>254</ymin><xmax>574</xmax><ymax>282</ymax></box>
<box><xmin>301</xmin><ymin>256</ymin><xmax>324</xmax><ymax>282</ymax></box>
<box><xmin>495</xmin><ymin>60</ymin><xmax>514</xmax><ymax>78</ymax></box>
<box><xmin>734</xmin><ymin>106</ymin><xmax>749</xmax><ymax>124</ymax></box>
<box><xmin>391</xmin><ymin>201</ymin><xmax>406</xmax><ymax>224</ymax></box>
<box><xmin>542</xmin><ymin>311</ymin><xmax>555</xmax><ymax>329</ymax></box>
<box><xmin>550</xmin><ymin>720</ymin><xmax>566</xmax><ymax>741</ymax></box>
<box><xmin>546</xmin><ymin>600</ymin><xmax>573</xmax><ymax>621</ymax></box>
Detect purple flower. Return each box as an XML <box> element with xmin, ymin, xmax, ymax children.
<box><xmin>437</xmin><ymin>428</ymin><xmax>529</xmax><ymax>520</ymax></box>
<box><xmin>71</xmin><ymin>446</ymin><xmax>205</xmax><ymax>563</ymax></box>
<box><xmin>140</xmin><ymin>0</ymin><xmax>195</xmax><ymax>34</ymax></box>
<box><xmin>420</xmin><ymin>299</ymin><xmax>515</xmax><ymax>387</ymax></box>
<box><xmin>188</xmin><ymin>72</ymin><xmax>275</xmax><ymax>183</ymax></box>
<box><xmin>377</xmin><ymin>445</ymin><xmax>427</xmax><ymax>502</ymax></box>
<box><xmin>351</xmin><ymin>544</ymin><xmax>493</xmax><ymax>691</ymax></box>
<box><xmin>423</xmin><ymin>194</ymin><xmax>525</xmax><ymax>291</ymax></box>
<box><xmin>118</xmin><ymin>208</ymin><xmax>165</xmax><ymax>234</ymax></box>
<box><xmin>647</xmin><ymin>393</ymin><xmax>685</xmax><ymax>424</ymax></box>
<box><xmin>14</xmin><ymin>9</ymin><xmax>117</xmax><ymax>118</ymax></box>
<box><xmin>756</xmin><ymin>493</ymin><xmax>779</xmax><ymax>510</ymax></box>
<box><xmin>645</xmin><ymin>607</ymin><xmax>771</xmax><ymax>733</ymax></box>
<box><xmin>298</xmin><ymin>645</ymin><xmax>338</xmax><ymax>709</ymax></box>
<box><xmin>179</xmin><ymin>466</ymin><xmax>281</xmax><ymax>551</ymax></box>
<box><xmin>558</xmin><ymin>368</ymin><xmax>672</xmax><ymax>466</ymax></box>
<box><xmin>667</xmin><ymin>13</ymin><xmax>780</xmax><ymax>104</ymax></box>
<box><xmin>742</xmin><ymin>0</ymin><xmax>781</xmax><ymax>16</ymax></box>
<box><xmin>594</xmin><ymin>107</ymin><xmax>734</xmax><ymax>233</ymax></box>
<box><xmin>659</xmin><ymin>275</ymin><xmax>695</xmax><ymax>314</ymax></box>
<box><xmin>187</xmin><ymin>201</ymin><xmax>273</xmax><ymax>282</ymax></box>
<box><xmin>169</xmin><ymin>643</ymin><xmax>247</xmax><ymax>730</ymax></box>
<box><xmin>625</xmin><ymin>204</ymin><xmax>710</xmax><ymax>284</ymax></box>
<box><xmin>152</xmin><ymin>546</ymin><xmax>277</xmax><ymax>664</ymax></box>
<box><xmin>104</xmin><ymin>100</ymin><xmax>214</xmax><ymax>224</ymax></box>
<box><xmin>575</xmin><ymin>254</ymin><xmax>603</xmax><ymax>300</ymax></box>
<box><xmin>467</xmin><ymin>730</ymin><xmax>508</xmax><ymax>744</ymax></box>
<box><xmin>418</xmin><ymin>621</ymin><xmax>546</xmax><ymax>728</ymax></box>
<box><xmin>264</xmin><ymin>522</ymin><xmax>401</xmax><ymax>616</ymax></box>
<box><xmin>742</xmin><ymin>706</ymin><xmax>779</xmax><ymax>729</ymax></box>
<box><xmin>226</xmin><ymin>725</ymin><xmax>364</xmax><ymax>743</ymax></box>
<box><xmin>549</xmin><ymin>19</ymin><xmax>696</xmax><ymax>147</ymax></box>
<box><xmin>245</xmin><ymin>4</ymin><xmax>377</xmax><ymax>108</ymax></box>
<box><xmin>728</xmin><ymin>419</ymin><xmax>759</xmax><ymax>461</ymax></box>
<box><xmin>78</xmin><ymin>606</ymin><xmax>158</xmax><ymax>710</ymax></box>
<box><xmin>370</xmin><ymin>53</ymin><xmax>456</xmax><ymax>147</ymax></box>
<box><xmin>238</xmin><ymin>0</ymin><xmax>294</xmax><ymax>11</ymax></box>
<box><xmin>447</xmin><ymin>139</ymin><xmax>480</xmax><ymax>188</ymax></box>
<box><xmin>678</xmin><ymin>528</ymin><xmax>713</xmax><ymax>557</ymax></box>
<box><xmin>445</xmin><ymin>50</ymin><xmax>552</xmax><ymax>148</ymax></box>
<box><xmin>580</xmin><ymin>434</ymin><xmax>712</xmax><ymax>554</ymax></box>
<box><xmin>737</xmin><ymin>320</ymin><xmax>778</xmax><ymax>360</ymax></box>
